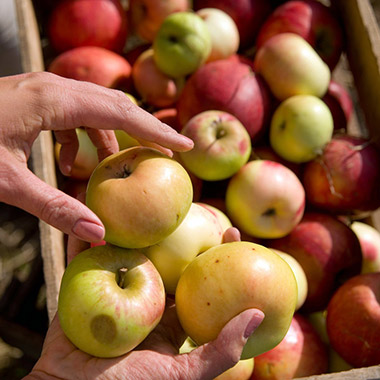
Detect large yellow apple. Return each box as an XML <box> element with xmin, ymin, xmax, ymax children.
<box><xmin>86</xmin><ymin>146</ymin><xmax>193</xmax><ymax>248</ymax></box>
<box><xmin>175</xmin><ymin>241</ymin><xmax>298</xmax><ymax>359</ymax></box>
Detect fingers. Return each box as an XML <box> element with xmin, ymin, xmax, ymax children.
<box><xmin>222</xmin><ymin>227</ymin><xmax>241</xmax><ymax>243</ymax></box>
<box><xmin>85</xmin><ymin>128</ymin><xmax>119</xmax><ymax>161</ymax></box>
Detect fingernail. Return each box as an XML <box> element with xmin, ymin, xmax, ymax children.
<box><xmin>72</xmin><ymin>219</ymin><xmax>105</xmax><ymax>242</ymax></box>
<box><xmin>244</xmin><ymin>310</ymin><xmax>265</xmax><ymax>338</ymax></box>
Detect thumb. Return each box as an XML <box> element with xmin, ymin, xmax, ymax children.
<box><xmin>178</xmin><ymin>308</ymin><xmax>264</xmax><ymax>380</ymax></box>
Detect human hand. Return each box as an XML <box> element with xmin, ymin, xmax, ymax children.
<box><xmin>0</xmin><ymin>72</ymin><xmax>193</xmax><ymax>242</ymax></box>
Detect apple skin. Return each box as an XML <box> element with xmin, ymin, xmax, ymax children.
<box><xmin>255</xmin><ymin>0</ymin><xmax>344</xmax><ymax>71</ymax></box>
<box><xmin>179</xmin><ymin>110</ymin><xmax>252</xmax><ymax>181</ymax></box>
<box><xmin>153</xmin><ymin>11</ymin><xmax>212</xmax><ymax>78</ymax></box>
<box><xmin>48</xmin><ymin>46</ymin><xmax>132</xmax><ymax>91</ymax></box>
<box><xmin>326</xmin><ymin>272</ymin><xmax>380</xmax><ymax>368</ymax></box>
<box><xmin>253</xmin><ymin>33</ymin><xmax>331</xmax><ymax>101</ymax></box>
<box><xmin>269</xmin><ymin>212</ymin><xmax>363</xmax><ymax>312</ymax></box>
<box><xmin>85</xmin><ymin>146</ymin><xmax>193</xmax><ymax>249</ymax></box>
<box><xmin>58</xmin><ymin>244</ymin><xmax>166</xmax><ymax>358</ymax></box>
<box><xmin>269</xmin><ymin>94</ymin><xmax>334</xmax><ymax>163</ymax></box>
<box><xmin>302</xmin><ymin>134</ymin><xmax>380</xmax><ymax>215</ymax></box>
<box><xmin>350</xmin><ymin>221</ymin><xmax>380</xmax><ymax>274</ymax></box>
<box><xmin>196</xmin><ymin>202</ymin><xmax>232</xmax><ymax>232</ymax></box>
<box><xmin>225</xmin><ymin>160</ymin><xmax>305</xmax><ymax>239</ymax></box>
<box><xmin>175</xmin><ymin>241</ymin><xmax>298</xmax><ymax>360</ymax></box>
<box><xmin>142</xmin><ymin>202</ymin><xmax>226</xmax><ymax>294</ymax></box>
<box><xmin>176</xmin><ymin>58</ymin><xmax>273</xmax><ymax>142</ymax></box>
<box><xmin>251</xmin><ymin>313</ymin><xmax>328</xmax><ymax>380</ymax></box>
<box><xmin>48</xmin><ymin>0</ymin><xmax>128</xmax><ymax>53</ymax></box>
<box><xmin>196</xmin><ymin>8</ymin><xmax>240</xmax><ymax>63</ymax></box>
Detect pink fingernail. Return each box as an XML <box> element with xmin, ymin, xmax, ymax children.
<box><xmin>72</xmin><ymin>219</ymin><xmax>105</xmax><ymax>242</ymax></box>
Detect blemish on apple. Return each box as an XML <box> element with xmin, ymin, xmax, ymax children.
<box><xmin>91</xmin><ymin>314</ymin><xmax>117</xmax><ymax>344</ymax></box>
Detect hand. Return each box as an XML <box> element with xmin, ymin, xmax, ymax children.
<box><xmin>0</xmin><ymin>72</ymin><xmax>193</xmax><ymax>242</ymax></box>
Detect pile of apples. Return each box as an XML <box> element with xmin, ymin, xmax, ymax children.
<box><xmin>42</xmin><ymin>0</ymin><xmax>380</xmax><ymax>378</ymax></box>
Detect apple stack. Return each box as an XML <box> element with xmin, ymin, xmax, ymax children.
<box><xmin>41</xmin><ymin>0</ymin><xmax>380</xmax><ymax>378</ymax></box>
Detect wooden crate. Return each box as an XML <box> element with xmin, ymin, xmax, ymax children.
<box><xmin>14</xmin><ymin>0</ymin><xmax>380</xmax><ymax>378</ymax></box>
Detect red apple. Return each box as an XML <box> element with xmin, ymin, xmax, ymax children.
<box><xmin>302</xmin><ymin>134</ymin><xmax>380</xmax><ymax>215</ymax></box>
<box><xmin>251</xmin><ymin>313</ymin><xmax>329</xmax><ymax>380</ymax></box>
<box><xmin>176</xmin><ymin>58</ymin><xmax>273</xmax><ymax>142</ymax></box>
<box><xmin>326</xmin><ymin>272</ymin><xmax>380</xmax><ymax>368</ymax></box>
<box><xmin>48</xmin><ymin>46</ymin><xmax>132</xmax><ymax>91</ymax></box>
<box><xmin>48</xmin><ymin>0</ymin><xmax>128</xmax><ymax>53</ymax></box>
<box><xmin>256</xmin><ymin>0</ymin><xmax>344</xmax><ymax>71</ymax></box>
<box><xmin>269</xmin><ymin>212</ymin><xmax>363</xmax><ymax>312</ymax></box>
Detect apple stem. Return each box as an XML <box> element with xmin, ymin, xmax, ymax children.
<box><xmin>117</xmin><ymin>267</ymin><xmax>128</xmax><ymax>288</ymax></box>
<box><xmin>216</xmin><ymin>128</ymin><xmax>227</xmax><ymax>139</ymax></box>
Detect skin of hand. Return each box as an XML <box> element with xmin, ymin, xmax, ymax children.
<box><xmin>24</xmin><ymin>227</ymin><xmax>265</xmax><ymax>380</ymax></box>
<box><xmin>0</xmin><ymin>72</ymin><xmax>193</xmax><ymax>242</ymax></box>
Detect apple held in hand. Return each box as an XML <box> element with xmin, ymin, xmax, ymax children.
<box><xmin>225</xmin><ymin>160</ymin><xmax>305</xmax><ymax>239</ymax></box>
<box><xmin>58</xmin><ymin>244</ymin><xmax>166</xmax><ymax>358</ymax></box>
<box><xmin>86</xmin><ymin>146</ymin><xmax>193</xmax><ymax>248</ymax></box>
<box><xmin>269</xmin><ymin>95</ymin><xmax>333</xmax><ymax>163</ymax></box>
<box><xmin>153</xmin><ymin>11</ymin><xmax>212</xmax><ymax>78</ymax></box>
<box><xmin>179</xmin><ymin>110</ymin><xmax>252</xmax><ymax>181</ymax></box>
<box><xmin>175</xmin><ymin>241</ymin><xmax>298</xmax><ymax>359</ymax></box>
<box><xmin>253</xmin><ymin>33</ymin><xmax>331</xmax><ymax>101</ymax></box>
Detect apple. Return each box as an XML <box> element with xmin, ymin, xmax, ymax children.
<box><xmin>48</xmin><ymin>0</ymin><xmax>128</xmax><ymax>54</ymax></box>
<box><xmin>350</xmin><ymin>221</ymin><xmax>380</xmax><ymax>274</ymax></box>
<box><xmin>175</xmin><ymin>241</ymin><xmax>298</xmax><ymax>359</ymax></box>
<box><xmin>251</xmin><ymin>313</ymin><xmax>328</xmax><ymax>380</ymax></box>
<box><xmin>48</xmin><ymin>46</ymin><xmax>132</xmax><ymax>91</ymax></box>
<box><xmin>225</xmin><ymin>160</ymin><xmax>305</xmax><ymax>239</ymax></box>
<box><xmin>178</xmin><ymin>110</ymin><xmax>252</xmax><ymax>181</ymax></box>
<box><xmin>176</xmin><ymin>58</ymin><xmax>273</xmax><ymax>142</ymax></box>
<box><xmin>142</xmin><ymin>202</ymin><xmax>225</xmax><ymax>294</ymax></box>
<box><xmin>326</xmin><ymin>272</ymin><xmax>380</xmax><ymax>368</ymax></box>
<box><xmin>152</xmin><ymin>108</ymin><xmax>182</xmax><ymax>132</ymax></box>
<box><xmin>253</xmin><ymin>33</ymin><xmax>331</xmax><ymax>101</ymax></box>
<box><xmin>255</xmin><ymin>0</ymin><xmax>344</xmax><ymax>71</ymax></box>
<box><xmin>271</xmin><ymin>249</ymin><xmax>308</xmax><ymax>311</ymax></box>
<box><xmin>85</xmin><ymin>146</ymin><xmax>193</xmax><ymax>248</ymax></box>
<box><xmin>269</xmin><ymin>94</ymin><xmax>334</xmax><ymax>163</ymax></box>
<box><xmin>196</xmin><ymin>8</ymin><xmax>240</xmax><ymax>62</ymax></box>
<box><xmin>269</xmin><ymin>212</ymin><xmax>363</xmax><ymax>312</ymax></box>
<box><xmin>58</xmin><ymin>244</ymin><xmax>166</xmax><ymax>357</ymax></box>
<box><xmin>128</xmin><ymin>0</ymin><xmax>190</xmax><ymax>43</ymax></box>
<box><xmin>152</xmin><ymin>11</ymin><xmax>212</xmax><ymax>78</ymax></box>
<box><xmin>196</xmin><ymin>202</ymin><xmax>232</xmax><ymax>232</ymax></box>
<box><xmin>132</xmin><ymin>48</ymin><xmax>185</xmax><ymax>108</ymax></box>
<box><xmin>302</xmin><ymin>134</ymin><xmax>380</xmax><ymax>215</ymax></box>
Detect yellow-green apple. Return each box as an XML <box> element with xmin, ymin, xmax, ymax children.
<box><xmin>271</xmin><ymin>249</ymin><xmax>308</xmax><ymax>311</ymax></box>
<box><xmin>48</xmin><ymin>46</ymin><xmax>132</xmax><ymax>91</ymax></box>
<box><xmin>225</xmin><ymin>160</ymin><xmax>305</xmax><ymax>239</ymax></box>
<box><xmin>142</xmin><ymin>202</ymin><xmax>225</xmax><ymax>294</ymax></box>
<box><xmin>85</xmin><ymin>146</ymin><xmax>193</xmax><ymax>248</ymax></box>
<box><xmin>326</xmin><ymin>272</ymin><xmax>380</xmax><ymax>368</ymax></box>
<box><xmin>269</xmin><ymin>94</ymin><xmax>334</xmax><ymax>163</ymax></box>
<box><xmin>175</xmin><ymin>241</ymin><xmax>298</xmax><ymax>359</ymax></box>
<box><xmin>351</xmin><ymin>221</ymin><xmax>380</xmax><ymax>274</ymax></box>
<box><xmin>253</xmin><ymin>33</ymin><xmax>331</xmax><ymax>101</ymax></box>
<box><xmin>269</xmin><ymin>212</ymin><xmax>363</xmax><ymax>312</ymax></box>
<box><xmin>196</xmin><ymin>202</ymin><xmax>232</xmax><ymax>232</ymax></box>
<box><xmin>179</xmin><ymin>110</ymin><xmax>252</xmax><ymax>181</ymax></box>
<box><xmin>132</xmin><ymin>49</ymin><xmax>185</xmax><ymax>108</ymax></box>
<box><xmin>48</xmin><ymin>0</ymin><xmax>128</xmax><ymax>53</ymax></box>
<box><xmin>176</xmin><ymin>58</ymin><xmax>273</xmax><ymax>142</ymax></box>
<box><xmin>152</xmin><ymin>108</ymin><xmax>182</xmax><ymax>132</ymax></box>
<box><xmin>128</xmin><ymin>0</ymin><xmax>190</xmax><ymax>43</ymax></box>
<box><xmin>251</xmin><ymin>313</ymin><xmax>328</xmax><ymax>380</ymax></box>
<box><xmin>57</xmin><ymin>244</ymin><xmax>166</xmax><ymax>358</ymax></box>
<box><xmin>255</xmin><ymin>0</ymin><xmax>344</xmax><ymax>71</ymax></box>
<box><xmin>302</xmin><ymin>134</ymin><xmax>380</xmax><ymax>215</ymax></box>
<box><xmin>153</xmin><ymin>11</ymin><xmax>212</xmax><ymax>78</ymax></box>
<box><xmin>195</xmin><ymin>8</ymin><xmax>240</xmax><ymax>62</ymax></box>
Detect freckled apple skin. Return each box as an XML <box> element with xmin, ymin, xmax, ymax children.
<box><xmin>175</xmin><ymin>241</ymin><xmax>298</xmax><ymax>359</ymax></box>
<box><xmin>58</xmin><ymin>245</ymin><xmax>166</xmax><ymax>358</ymax></box>
<box><xmin>86</xmin><ymin>146</ymin><xmax>193</xmax><ymax>248</ymax></box>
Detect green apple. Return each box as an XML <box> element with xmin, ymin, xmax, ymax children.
<box><xmin>269</xmin><ymin>95</ymin><xmax>334</xmax><ymax>163</ymax></box>
<box><xmin>86</xmin><ymin>146</ymin><xmax>193</xmax><ymax>248</ymax></box>
<box><xmin>179</xmin><ymin>110</ymin><xmax>252</xmax><ymax>181</ymax></box>
<box><xmin>153</xmin><ymin>11</ymin><xmax>212</xmax><ymax>78</ymax></box>
<box><xmin>58</xmin><ymin>244</ymin><xmax>166</xmax><ymax>358</ymax></box>
<box><xmin>175</xmin><ymin>241</ymin><xmax>298</xmax><ymax>359</ymax></box>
